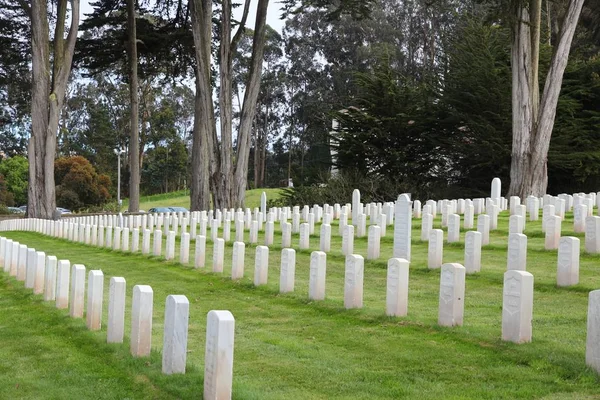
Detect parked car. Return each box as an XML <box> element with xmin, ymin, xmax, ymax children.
<box><xmin>18</xmin><ymin>205</ymin><xmax>26</xmax><ymax>212</ymax></box>
<box><xmin>8</xmin><ymin>207</ymin><xmax>24</xmax><ymax>214</ymax></box>
<box><xmin>57</xmin><ymin>208</ymin><xmax>72</xmax><ymax>214</ymax></box>
<box><xmin>148</xmin><ymin>207</ymin><xmax>173</xmax><ymax>213</ymax></box>
<box><xmin>169</xmin><ymin>207</ymin><xmax>189</xmax><ymax>213</ymax></box>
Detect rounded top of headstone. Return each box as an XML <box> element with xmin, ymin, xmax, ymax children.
<box><xmin>207</xmin><ymin>310</ymin><xmax>235</xmax><ymax>322</ymax></box>
<box><xmin>441</xmin><ymin>262</ymin><xmax>465</xmax><ymax>270</ymax></box>
<box><xmin>504</xmin><ymin>269</ymin><xmax>533</xmax><ymax>278</ymax></box>
<box><xmin>167</xmin><ymin>294</ymin><xmax>189</xmax><ymax>304</ymax></box>
<box><xmin>133</xmin><ymin>284</ymin><xmax>153</xmax><ymax>293</ymax></box>
<box><xmin>397</xmin><ymin>193</ymin><xmax>411</xmax><ymax>202</ymax></box>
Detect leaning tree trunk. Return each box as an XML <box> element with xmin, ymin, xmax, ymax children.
<box><xmin>233</xmin><ymin>0</ymin><xmax>269</xmax><ymax>207</ymax></box>
<box><xmin>28</xmin><ymin>0</ymin><xmax>79</xmax><ymax>219</ymax></box>
<box><xmin>127</xmin><ymin>0</ymin><xmax>140</xmax><ymax>212</ymax></box>
<box><xmin>508</xmin><ymin>0</ymin><xmax>584</xmax><ymax>198</ymax></box>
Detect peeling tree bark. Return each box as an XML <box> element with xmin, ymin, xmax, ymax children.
<box><xmin>28</xmin><ymin>0</ymin><xmax>79</xmax><ymax>219</ymax></box>
<box><xmin>508</xmin><ymin>0</ymin><xmax>584</xmax><ymax>198</ymax></box>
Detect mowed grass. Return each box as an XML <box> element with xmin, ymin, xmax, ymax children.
<box><xmin>121</xmin><ymin>188</ymin><xmax>283</xmax><ymax>212</ymax></box>
<box><xmin>2</xmin><ymin>208</ymin><xmax>600</xmax><ymax>399</ymax></box>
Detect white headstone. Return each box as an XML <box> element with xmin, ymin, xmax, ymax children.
<box><xmin>44</xmin><ymin>256</ymin><xmax>58</xmax><ymax>301</ymax></box>
<box><xmin>69</xmin><ymin>264</ymin><xmax>86</xmax><ymax>318</ymax></box>
<box><xmin>502</xmin><ymin>270</ymin><xmax>533</xmax><ymax>343</ymax></box>
<box><xmin>203</xmin><ymin>310</ymin><xmax>235</xmax><ymax>400</ymax></box>
<box><xmin>308</xmin><ymin>251</ymin><xmax>327</xmax><ymax>301</ymax></box>
<box><xmin>24</xmin><ymin>247</ymin><xmax>35</xmax><ymax>286</ymax></box>
<box><xmin>352</xmin><ymin>189</ymin><xmax>361</xmax><ymax>225</ymax></box>
<box><xmin>213</xmin><ymin>238</ymin><xmax>225</xmax><ymax>273</ymax></box>
<box><xmin>56</xmin><ymin>260</ymin><xmax>70</xmax><ymax>309</ymax></box>
<box><xmin>344</xmin><ymin>254</ymin><xmax>364</xmax><ymax>309</ymax></box>
<box><xmin>508</xmin><ymin>215</ymin><xmax>524</xmax><ymax>234</ymax></box>
<box><xmin>180</xmin><ymin>232</ymin><xmax>190</xmax><ymax>264</ymax></box>
<box><xmin>162</xmin><ymin>295</ymin><xmax>189</xmax><ymax>374</ymax></box>
<box><xmin>557</xmin><ymin>237</ymin><xmax>580</xmax><ymax>287</ymax></box>
<box><xmin>231</xmin><ymin>242</ymin><xmax>245</xmax><ymax>280</ymax></box>
<box><xmin>166</xmin><ymin>231</ymin><xmax>176</xmax><ymax>260</ymax></box>
<box><xmin>428</xmin><ymin>229</ymin><xmax>443</xmax><ymax>269</ymax></box>
<box><xmin>574</xmin><ymin>204</ymin><xmax>588</xmax><ymax>233</ymax></box>
<box><xmin>545</xmin><ymin>215</ymin><xmax>561</xmax><ymax>250</ymax></box>
<box><xmin>320</xmin><ymin>224</ymin><xmax>331</xmax><ymax>252</ymax></box>
<box><xmin>586</xmin><ymin>290</ymin><xmax>600</xmax><ymax>373</ymax></box>
<box><xmin>585</xmin><ymin>216</ymin><xmax>600</xmax><ymax>253</ymax></box>
<box><xmin>438</xmin><ymin>263</ymin><xmax>466</xmax><ymax>327</ymax></box>
<box><xmin>507</xmin><ymin>233</ymin><xmax>527</xmax><ymax>271</ymax></box>
<box><xmin>464</xmin><ymin>231</ymin><xmax>482</xmax><ymax>274</ymax></box>
<box><xmin>254</xmin><ymin>245</ymin><xmax>269</xmax><ymax>286</ymax></box>
<box><xmin>33</xmin><ymin>251</ymin><xmax>46</xmax><ymax>294</ymax></box>
<box><xmin>364</xmin><ymin>225</ymin><xmax>381</xmax><ymax>260</ymax></box>
<box><xmin>393</xmin><ymin>194</ymin><xmax>412</xmax><ymax>261</ymax></box>
<box><xmin>299</xmin><ymin>223</ymin><xmax>310</xmax><ymax>249</ymax></box>
<box><xmin>342</xmin><ymin>225</ymin><xmax>354</xmax><ymax>256</ymax></box>
<box><xmin>464</xmin><ymin>204</ymin><xmax>474</xmax><ymax>229</ymax></box>
<box><xmin>280</xmin><ymin>248</ymin><xmax>296</xmax><ymax>293</ymax></box>
<box><xmin>153</xmin><ymin>230</ymin><xmax>163</xmax><ymax>256</ymax></box>
<box><xmin>447</xmin><ymin>214</ymin><xmax>460</xmax><ymax>243</ymax></box>
<box><xmin>477</xmin><ymin>214</ymin><xmax>490</xmax><ymax>245</ymax></box>
<box><xmin>491</xmin><ymin>178</ymin><xmax>501</xmax><ymax>204</ymax></box>
<box><xmin>195</xmin><ymin>235</ymin><xmax>207</xmax><ymax>268</ymax></box>
<box><xmin>142</xmin><ymin>229</ymin><xmax>151</xmax><ymax>255</ymax></box>
<box><xmin>281</xmin><ymin>221</ymin><xmax>292</xmax><ymax>248</ymax></box>
<box><xmin>86</xmin><ymin>270</ymin><xmax>104</xmax><ymax>331</ymax></box>
<box><xmin>421</xmin><ymin>213</ymin><xmax>433</xmax><ymax>241</ymax></box>
<box><xmin>107</xmin><ymin>277</ymin><xmax>126</xmax><ymax>343</ymax></box>
<box><xmin>131</xmin><ymin>285</ymin><xmax>153</xmax><ymax>357</ymax></box>
<box><xmin>386</xmin><ymin>258</ymin><xmax>409</xmax><ymax>317</ymax></box>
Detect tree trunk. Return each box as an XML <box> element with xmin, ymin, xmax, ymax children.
<box><xmin>28</xmin><ymin>0</ymin><xmax>79</xmax><ymax>219</ymax></box>
<box><xmin>508</xmin><ymin>0</ymin><xmax>585</xmax><ymax>198</ymax></box>
<box><xmin>189</xmin><ymin>0</ymin><xmax>216</xmax><ymax>211</ymax></box>
<box><xmin>127</xmin><ymin>0</ymin><xmax>140</xmax><ymax>212</ymax></box>
<box><xmin>233</xmin><ymin>0</ymin><xmax>269</xmax><ymax>207</ymax></box>
<box><xmin>217</xmin><ymin>0</ymin><xmax>234</xmax><ymax>209</ymax></box>
<box><xmin>260</xmin><ymin>103</ymin><xmax>268</xmax><ymax>187</ymax></box>
<box><xmin>253</xmin><ymin>116</ymin><xmax>260</xmax><ymax>188</ymax></box>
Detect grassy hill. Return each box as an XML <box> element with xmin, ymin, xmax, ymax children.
<box><xmin>1</xmin><ymin>207</ymin><xmax>600</xmax><ymax>398</ymax></box>
<box><xmin>121</xmin><ymin>188</ymin><xmax>284</xmax><ymax>212</ymax></box>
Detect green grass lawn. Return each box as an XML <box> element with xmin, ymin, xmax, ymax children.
<box><xmin>1</xmin><ymin>208</ymin><xmax>600</xmax><ymax>399</ymax></box>
<box><xmin>121</xmin><ymin>188</ymin><xmax>283</xmax><ymax>212</ymax></box>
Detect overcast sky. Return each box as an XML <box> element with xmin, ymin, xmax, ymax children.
<box><xmin>79</xmin><ymin>0</ymin><xmax>287</xmax><ymax>33</ymax></box>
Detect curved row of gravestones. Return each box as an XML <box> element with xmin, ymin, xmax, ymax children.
<box><xmin>3</xmin><ymin>207</ymin><xmax>600</xmax><ymax>377</ymax></box>
<box><xmin>0</xmin><ymin>235</ymin><xmax>235</xmax><ymax>399</ymax></box>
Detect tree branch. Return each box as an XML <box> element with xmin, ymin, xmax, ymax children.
<box><xmin>231</xmin><ymin>0</ymin><xmax>251</xmax><ymax>52</ymax></box>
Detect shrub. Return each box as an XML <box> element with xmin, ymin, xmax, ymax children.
<box><xmin>0</xmin><ymin>156</ymin><xmax>28</xmax><ymax>205</ymax></box>
<box><xmin>55</xmin><ymin>156</ymin><xmax>112</xmax><ymax>211</ymax></box>
<box><xmin>274</xmin><ymin>171</ymin><xmax>422</xmax><ymax>207</ymax></box>
<box><xmin>0</xmin><ymin>174</ymin><xmax>15</xmax><ymax>207</ymax></box>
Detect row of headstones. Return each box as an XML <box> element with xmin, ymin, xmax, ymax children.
<box><xmin>3</xmin><ymin>211</ymin><xmax>392</xmax><ymax>263</ymax></box>
<box><xmin>0</xmin><ymin>216</ymin><xmax>387</xmax><ymax>307</ymax></box>
<box><xmin>0</xmin><ymin>236</ymin><xmax>236</xmax><ymax>399</ymax></box>
<box><xmin>427</xmin><ymin>228</ymin><xmax>580</xmax><ymax>286</ymax></box>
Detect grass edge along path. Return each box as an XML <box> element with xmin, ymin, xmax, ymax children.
<box><xmin>1</xmin><ymin>215</ymin><xmax>600</xmax><ymax>398</ymax></box>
